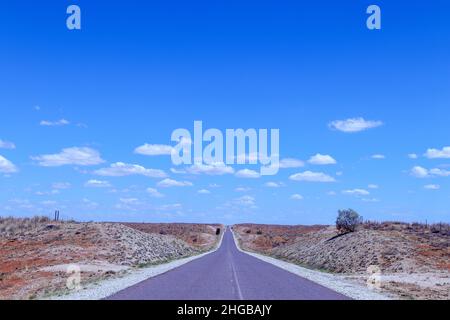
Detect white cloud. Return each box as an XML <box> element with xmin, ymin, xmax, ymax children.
<box><xmin>342</xmin><ymin>189</ymin><xmax>370</xmax><ymax>196</ymax></box>
<box><xmin>424</xmin><ymin>184</ymin><xmax>440</xmax><ymax>190</ymax></box>
<box><xmin>234</xmin><ymin>195</ymin><xmax>256</xmax><ymax>207</ymax></box>
<box><xmin>40</xmin><ymin>119</ymin><xmax>70</xmax><ymax>126</ymax></box>
<box><xmin>85</xmin><ymin>179</ymin><xmax>111</xmax><ymax>188</ymax></box>
<box><xmin>308</xmin><ymin>154</ymin><xmax>337</xmax><ymax>165</ymax></box>
<box><xmin>429</xmin><ymin>168</ymin><xmax>450</xmax><ymax>177</ymax></box>
<box><xmin>368</xmin><ymin>184</ymin><xmax>379</xmax><ymax>189</ymax></box>
<box><xmin>134</xmin><ymin>144</ymin><xmax>173</xmax><ymax>156</ymax></box>
<box><xmin>410</xmin><ymin>166</ymin><xmax>450</xmax><ymax>178</ymax></box>
<box><xmin>264</xmin><ymin>182</ymin><xmax>281</xmax><ymax>188</ymax></box>
<box><xmin>0</xmin><ymin>155</ymin><xmax>18</xmax><ymax>173</ymax></box>
<box><xmin>411</xmin><ymin>166</ymin><xmax>429</xmax><ymax>178</ymax></box>
<box><xmin>32</xmin><ymin>147</ymin><xmax>104</xmax><ymax>167</ymax></box>
<box><xmin>119</xmin><ymin>198</ymin><xmax>139</xmax><ymax>204</ymax></box>
<box><xmin>171</xmin><ymin>168</ymin><xmax>187</xmax><ymax>174</ymax></box>
<box><xmin>198</xmin><ymin>189</ymin><xmax>211</xmax><ymax>194</ymax></box>
<box><xmin>82</xmin><ymin>198</ymin><xmax>99</xmax><ymax>209</ymax></box>
<box><xmin>52</xmin><ymin>182</ymin><xmax>71</xmax><ymax>189</ymax></box>
<box><xmin>371</xmin><ymin>154</ymin><xmax>386</xmax><ymax>160</ymax></box>
<box><xmin>235</xmin><ymin>187</ymin><xmax>251</xmax><ymax>192</ymax></box>
<box><xmin>114</xmin><ymin>197</ymin><xmax>142</xmax><ymax>211</ymax></box>
<box><xmin>279</xmin><ymin>158</ymin><xmax>305</xmax><ymax>169</ymax></box>
<box><xmin>186</xmin><ymin>163</ymin><xmax>234</xmax><ymax>176</ymax></box>
<box><xmin>424</xmin><ymin>147</ymin><xmax>450</xmax><ymax>159</ymax></box>
<box><xmin>157</xmin><ymin>178</ymin><xmax>193</xmax><ymax>188</ymax></box>
<box><xmin>291</xmin><ymin>194</ymin><xmax>304</xmax><ymax>200</ymax></box>
<box><xmin>209</xmin><ymin>183</ymin><xmax>221</xmax><ymax>188</ymax></box>
<box><xmin>94</xmin><ymin>162</ymin><xmax>167</xmax><ymax>178</ymax></box>
<box><xmin>146</xmin><ymin>188</ymin><xmax>164</xmax><ymax>198</ymax></box>
<box><xmin>235</xmin><ymin>169</ymin><xmax>261</xmax><ymax>179</ymax></box>
<box><xmin>327</xmin><ymin>191</ymin><xmax>337</xmax><ymax>196</ymax></box>
<box><xmin>408</xmin><ymin>153</ymin><xmax>418</xmax><ymax>159</ymax></box>
<box><xmin>35</xmin><ymin>190</ymin><xmax>59</xmax><ymax>196</ymax></box>
<box><xmin>329</xmin><ymin>117</ymin><xmax>383</xmax><ymax>133</ymax></box>
<box><xmin>0</xmin><ymin>139</ymin><xmax>16</xmax><ymax>149</ymax></box>
<box><xmin>289</xmin><ymin>171</ymin><xmax>336</xmax><ymax>182</ymax></box>
<box><xmin>362</xmin><ymin>198</ymin><xmax>380</xmax><ymax>202</ymax></box>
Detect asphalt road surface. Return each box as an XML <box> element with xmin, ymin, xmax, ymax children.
<box><xmin>108</xmin><ymin>228</ymin><xmax>349</xmax><ymax>300</ymax></box>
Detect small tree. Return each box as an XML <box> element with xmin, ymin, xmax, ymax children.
<box><xmin>336</xmin><ymin>209</ymin><xmax>363</xmax><ymax>233</ymax></box>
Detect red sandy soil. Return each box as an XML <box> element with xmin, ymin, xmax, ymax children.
<box><xmin>123</xmin><ymin>223</ymin><xmax>223</xmax><ymax>249</ymax></box>
<box><xmin>234</xmin><ymin>222</ymin><xmax>450</xmax><ymax>300</ymax></box>
<box><xmin>0</xmin><ymin>220</ymin><xmax>220</xmax><ymax>300</ymax></box>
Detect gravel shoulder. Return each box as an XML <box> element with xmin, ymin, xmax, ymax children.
<box><xmin>48</xmin><ymin>229</ymin><xmax>225</xmax><ymax>300</ymax></box>
<box><xmin>232</xmin><ymin>229</ymin><xmax>392</xmax><ymax>300</ymax></box>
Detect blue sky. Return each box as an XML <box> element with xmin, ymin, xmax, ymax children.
<box><xmin>1</xmin><ymin>1</ymin><xmax>449</xmax><ymax>224</ymax></box>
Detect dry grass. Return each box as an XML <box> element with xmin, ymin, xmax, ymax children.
<box><xmin>0</xmin><ymin>220</ymin><xmax>199</xmax><ymax>300</ymax></box>
<box><xmin>0</xmin><ymin>216</ymin><xmax>51</xmax><ymax>237</ymax></box>
<box><xmin>123</xmin><ymin>223</ymin><xmax>223</xmax><ymax>250</ymax></box>
<box><xmin>234</xmin><ymin>222</ymin><xmax>450</xmax><ymax>300</ymax></box>
<box><xmin>363</xmin><ymin>221</ymin><xmax>450</xmax><ymax>235</ymax></box>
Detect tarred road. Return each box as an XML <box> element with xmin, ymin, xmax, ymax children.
<box><xmin>107</xmin><ymin>228</ymin><xmax>349</xmax><ymax>300</ymax></box>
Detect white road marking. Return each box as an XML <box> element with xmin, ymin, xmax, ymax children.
<box><xmin>227</xmin><ymin>227</ymin><xmax>244</xmax><ymax>300</ymax></box>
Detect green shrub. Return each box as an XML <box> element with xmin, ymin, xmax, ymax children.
<box><xmin>336</xmin><ymin>209</ymin><xmax>363</xmax><ymax>233</ymax></box>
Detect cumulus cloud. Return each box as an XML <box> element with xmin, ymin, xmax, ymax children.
<box><xmin>289</xmin><ymin>171</ymin><xmax>336</xmax><ymax>182</ymax></box>
<box><xmin>119</xmin><ymin>198</ymin><xmax>139</xmax><ymax>204</ymax></box>
<box><xmin>0</xmin><ymin>139</ymin><xmax>16</xmax><ymax>149</ymax></box>
<box><xmin>328</xmin><ymin>117</ymin><xmax>383</xmax><ymax>133</ymax></box>
<box><xmin>85</xmin><ymin>179</ymin><xmax>111</xmax><ymax>188</ymax></box>
<box><xmin>291</xmin><ymin>194</ymin><xmax>304</xmax><ymax>200</ymax></box>
<box><xmin>424</xmin><ymin>147</ymin><xmax>450</xmax><ymax>159</ymax></box>
<box><xmin>408</xmin><ymin>154</ymin><xmax>418</xmax><ymax>159</ymax></box>
<box><xmin>279</xmin><ymin>158</ymin><xmax>305</xmax><ymax>169</ymax></box>
<box><xmin>35</xmin><ymin>190</ymin><xmax>59</xmax><ymax>196</ymax></box>
<box><xmin>234</xmin><ymin>195</ymin><xmax>256</xmax><ymax>207</ymax></box>
<box><xmin>430</xmin><ymin>168</ymin><xmax>450</xmax><ymax>177</ymax></box>
<box><xmin>410</xmin><ymin>166</ymin><xmax>429</xmax><ymax>178</ymax></box>
<box><xmin>81</xmin><ymin>198</ymin><xmax>99</xmax><ymax>209</ymax></box>
<box><xmin>235</xmin><ymin>169</ymin><xmax>261</xmax><ymax>179</ymax></box>
<box><xmin>368</xmin><ymin>184</ymin><xmax>379</xmax><ymax>189</ymax></box>
<box><xmin>0</xmin><ymin>155</ymin><xmax>18</xmax><ymax>173</ymax></box>
<box><xmin>235</xmin><ymin>187</ymin><xmax>251</xmax><ymax>192</ymax></box>
<box><xmin>157</xmin><ymin>178</ymin><xmax>193</xmax><ymax>188</ymax></box>
<box><xmin>424</xmin><ymin>184</ymin><xmax>440</xmax><ymax>190</ymax></box>
<box><xmin>209</xmin><ymin>183</ymin><xmax>221</xmax><ymax>188</ymax></box>
<box><xmin>362</xmin><ymin>198</ymin><xmax>380</xmax><ymax>202</ymax></box>
<box><xmin>32</xmin><ymin>147</ymin><xmax>104</xmax><ymax>167</ymax></box>
<box><xmin>146</xmin><ymin>187</ymin><xmax>164</xmax><ymax>198</ymax></box>
<box><xmin>94</xmin><ymin>162</ymin><xmax>167</xmax><ymax>178</ymax></box>
<box><xmin>186</xmin><ymin>163</ymin><xmax>234</xmax><ymax>176</ymax></box>
<box><xmin>134</xmin><ymin>144</ymin><xmax>173</xmax><ymax>156</ymax></box>
<box><xmin>342</xmin><ymin>189</ymin><xmax>370</xmax><ymax>196</ymax></box>
<box><xmin>410</xmin><ymin>166</ymin><xmax>450</xmax><ymax>178</ymax></box>
<box><xmin>114</xmin><ymin>197</ymin><xmax>142</xmax><ymax>211</ymax></box>
<box><xmin>308</xmin><ymin>154</ymin><xmax>337</xmax><ymax>165</ymax></box>
<box><xmin>40</xmin><ymin>119</ymin><xmax>70</xmax><ymax>126</ymax></box>
<box><xmin>371</xmin><ymin>154</ymin><xmax>386</xmax><ymax>160</ymax></box>
<box><xmin>264</xmin><ymin>182</ymin><xmax>282</xmax><ymax>188</ymax></box>
<box><xmin>198</xmin><ymin>189</ymin><xmax>211</xmax><ymax>194</ymax></box>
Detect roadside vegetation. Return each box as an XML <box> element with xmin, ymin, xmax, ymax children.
<box><xmin>234</xmin><ymin>210</ymin><xmax>450</xmax><ymax>300</ymax></box>
<box><xmin>0</xmin><ymin>217</ymin><xmax>221</xmax><ymax>300</ymax></box>
<box><xmin>0</xmin><ymin>216</ymin><xmax>52</xmax><ymax>237</ymax></box>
